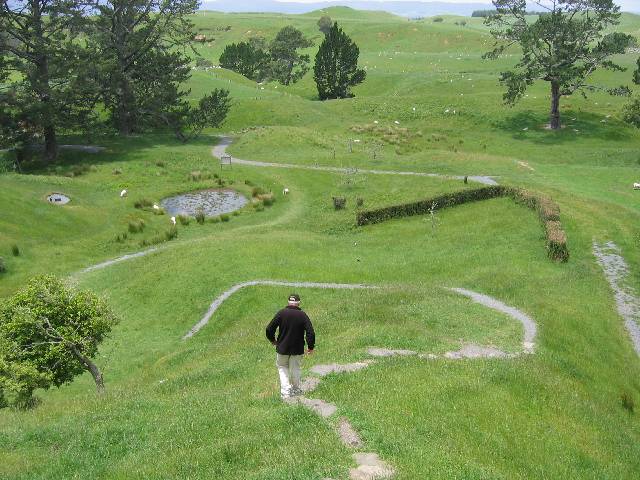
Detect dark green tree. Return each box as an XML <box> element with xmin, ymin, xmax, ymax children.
<box><xmin>0</xmin><ymin>0</ymin><xmax>92</xmax><ymax>161</ymax></box>
<box><xmin>623</xmin><ymin>58</ymin><xmax>640</xmax><ymax>128</ymax></box>
<box><xmin>219</xmin><ymin>40</ymin><xmax>268</xmax><ymax>80</ymax></box>
<box><xmin>0</xmin><ymin>275</ymin><xmax>118</xmax><ymax>408</ymax></box>
<box><xmin>91</xmin><ymin>0</ymin><xmax>199</xmax><ymax>136</ymax></box>
<box><xmin>267</xmin><ymin>26</ymin><xmax>313</xmax><ymax>85</ymax></box>
<box><xmin>317</xmin><ymin>15</ymin><xmax>333</xmax><ymax>35</ymax></box>
<box><xmin>484</xmin><ymin>0</ymin><xmax>633</xmax><ymax>130</ymax></box>
<box><xmin>313</xmin><ymin>22</ymin><xmax>366</xmax><ymax>100</ymax></box>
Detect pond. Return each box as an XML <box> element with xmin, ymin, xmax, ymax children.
<box><xmin>160</xmin><ymin>189</ymin><xmax>248</xmax><ymax>217</ymax></box>
<box><xmin>46</xmin><ymin>193</ymin><xmax>71</xmax><ymax>205</ymax></box>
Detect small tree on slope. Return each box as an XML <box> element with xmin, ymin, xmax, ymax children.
<box><xmin>623</xmin><ymin>58</ymin><xmax>640</xmax><ymax>128</ymax></box>
<box><xmin>0</xmin><ymin>276</ymin><xmax>117</xmax><ymax>408</ymax></box>
<box><xmin>484</xmin><ymin>0</ymin><xmax>633</xmax><ymax>130</ymax></box>
<box><xmin>314</xmin><ymin>23</ymin><xmax>366</xmax><ymax>100</ymax></box>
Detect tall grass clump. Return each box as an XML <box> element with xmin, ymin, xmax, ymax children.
<box><xmin>333</xmin><ymin>197</ymin><xmax>347</xmax><ymax>210</ymax></box>
<box><xmin>178</xmin><ymin>215</ymin><xmax>190</xmax><ymax>225</ymax></box>
<box><xmin>11</xmin><ymin>245</ymin><xmax>20</xmax><ymax>257</ymax></box>
<box><xmin>622</xmin><ymin>391</ymin><xmax>635</xmax><ymax>413</ymax></box>
<box><xmin>0</xmin><ymin>257</ymin><xmax>5</xmax><ymax>274</ymax></box>
<box><xmin>195</xmin><ymin>210</ymin><xmax>206</xmax><ymax>225</ymax></box>
<box><xmin>134</xmin><ymin>198</ymin><xmax>154</xmax><ymax>209</ymax></box>
<box><xmin>128</xmin><ymin>219</ymin><xmax>145</xmax><ymax>233</ymax></box>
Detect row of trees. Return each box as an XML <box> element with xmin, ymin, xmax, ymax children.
<box><xmin>0</xmin><ymin>0</ymin><xmax>232</xmax><ymax>163</ymax></box>
<box><xmin>220</xmin><ymin>22</ymin><xmax>366</xmax><ymax>101</ymax></box>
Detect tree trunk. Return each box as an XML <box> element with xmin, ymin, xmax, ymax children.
<box><xmin>115</xmin><ymin>75</ymin><xmax>135</xmax><ymax>136</ymax></box>
<box><xmin>69</xmin><ymin>344</ymin><xmax>105</xmax><ymax>393</ymax></box>
<box><xmin>44</xmin><ymin>124</ymin><xmax>57</xmax><ymax>162</ymax></box>
<box><xmin>550</xmin><ymin>81</ymin><xmax>561</xmax><ymax>130</ymax></box>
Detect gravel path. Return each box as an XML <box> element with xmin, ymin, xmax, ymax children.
<box><xmin>189</xmin><ymin>280</ymin><xmax>538</xmax><ymax>479</ymax></box>
<box><xmin>212</xmin><ymin>136</ymin><xmax>498</xmax><ymax>186</ymax></box>
<box><xmin>594</xmin><ymin>241</ymin><xmax>640</xmax><ymax>356</ymax></box>
<box><xmin>78</xmin><ymin>247</ymin><xmax>160</xmax><ymax>274</ymax></box>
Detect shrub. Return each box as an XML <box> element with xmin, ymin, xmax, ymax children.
<box><xmin>623</xmin><ymin>99</ymin><xmax>640</xmax><ymax>128</ymax></box>
<box><xmin>252</xmin><ymin>186</ymin><xmax>267</xmax><ymax>197</ymax></box>
<box><xmin>333</xmin><ymin>197</ymin><xmax>347</xmax><ymax>210</ymax></box>
<box><xmin>356</xmin><ymin>186</ymin><xmax>569</xmax><ymax>262</ymax></box>
<box><xmin>165</xmin><ymin>226</ymin><xmax>178</xmax><ymax>241</ymax></box>
<box><xmin>356</xmin><ymin>197</ymin><xmax>364</xmax><ymax>208</ymax></box>
<box><xmin>134</xmin><ymin>198</ymin><xmax>154</xmax><ymax>209</ymax></box>
<box><xmin>178</xmin><ymin>215</ymin><xmax>190</xmax><ymax>226</ymax></box>
<box><xmin>0</xmin><ymin>275</ymin><xmax>118</xmax><ymax>407</ymax></box>
<box><xmin>0</xmin><ymin>257</ymin><xmax>5</xmax><ymax>274</ymax></box>
<box><xmin>220</xmin><ymin>214</ymin><xmax>230</xmax><ymax>222</ymax></box>
<box><xmin>433</xmin><ymin>17</ymin><xmax>444</xmax><ymax>23</ymax></box>
<box><xmin>211</xmin><ymin>215</ymin><xmax>222</xmax><ymax>223</ymax></box>
<box><xmin>156</xmin><ymin>161</ymin><xmax>166</xmax><ymax>168</ymax></box>
<box><xmin>115</xmin><ymin>232</ymin><xmax>128</xmax><ymax>243</ymax></box>
<box><xmin>128</xmin><ymin>219</ymin><xmax>145</xmax><ymax>234</ymax></box>
<box><xmin>11</xmin><ymin>245</ymin><xmax>19</xmax><ymax>257</ymax></box>
<box><xmin>153</xmin><ymin>207</ymin><xmax>165</xmax><ymax>216</ymax></box>
<box><xmin>622</xmin><ymin>391</ymin><xmax>635</xmax><ymax>413</ymax></box>
<box><xmin>253</xmin><ymin>201</ymin><xmax>265</xmax><ymax>212</ymax></box>
<box><xmin>259</xmin><ymin>193</ymin><xmax>275</xmax><ymax>207</ymax></box>
<box><xmin>196</xmin><ymin>57</ymin><xmax>214</xmax><ymax>68</ymax></box>
<box><xmin>245</xmin><ymin>179</ymin><xmax>254</xmax><ymax>186</ymax></box>
<box><xmin>195</xmin><ymin>210</ymin><xmax>206</xmax><ymax>225</ymax></box>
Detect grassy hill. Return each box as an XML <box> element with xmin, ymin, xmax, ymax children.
<box><xmin>1</xmin><ymin>8</ymin><xmax>640</xmax><ymax>480</ymax></box>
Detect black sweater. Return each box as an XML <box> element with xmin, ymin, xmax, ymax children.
<box><xmin>266</xmin><ymin>306</ymin><xmax>315</xmax><ymax>355</ymax></box>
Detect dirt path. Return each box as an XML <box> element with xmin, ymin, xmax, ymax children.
<box><xmin>594</xmin><ymin>241</ymin><xmax>640</xmax><ymax>356</ymax></box>
<box><xmin>212</xmin><ymin>136</ymin><xmax>498</xmax><ymax>186</ymax></box>
<box><xmin>77</xmin><ymin>247</ymin><xmax>161</xmax><ymax>275</ymax></box>
<box><xmin>187</xmin><ymin>280</ymin><xmax>537</xmax><ymax>479</ymax></box>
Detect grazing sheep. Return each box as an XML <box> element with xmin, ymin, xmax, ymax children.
<box><xmin>634</xmin><ymin>183</ymin><xmax>640</xmax><ymax>190</ymax></box>
<box><xmin>120</xmin><ymin>189</ymin><xmax>127</xmax><ymax>198</ymax></box>
<box><xmin>153</xmin><ymin>204</ymin><xmax>160</xmax><ymax>210</ymax></box>
<box><xmin>283</xmin><ymin>188</ymin><xmax>289</xmax><ymax>195</ymax></box>
<box><xmin>170</xmin><ymin>216</ymin><xmax>176</xmax><ymax>225</ymax></box>
<box><xmin>394</xmin><ymin>120</ymin><xmax>400</xmax><ymax>125</ymax></box>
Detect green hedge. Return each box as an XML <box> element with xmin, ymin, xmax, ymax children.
<box><xmin>356</xmin><ymin>186</ymin><xmax>569</xmax><ymax>262</ymax></box>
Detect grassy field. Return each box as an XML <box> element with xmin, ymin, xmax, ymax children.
<box><xmin>1</xmin><ymin>7</ymin><xmax>640</xmax><ymax>479</ymax></box>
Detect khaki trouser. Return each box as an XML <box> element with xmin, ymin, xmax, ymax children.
<box><xmin>276</xmin><ymin>353</ymin><xmax>302</xmax><ymax>398</ymax></box>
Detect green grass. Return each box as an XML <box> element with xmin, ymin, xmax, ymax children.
<box><xmin>1</xmin><ymin>7</ymin><xmax>640</xmax><ymax>480</ymax></box>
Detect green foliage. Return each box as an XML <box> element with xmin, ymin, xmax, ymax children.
<box><xmin>485</xmin><ymin>0</ymin><xmax>634</xmax><ymax>129</ymax></box>
<box><xmin>432</xmin><ymin>17</ymin><xmax>444</xmax><ymax>23</ymax></box>
<box><xmin>0</xmin><ymin>257</ymin><xmax>5</xmax><ymax>274</ymax></box>
<box><xmin>134</xmin><ymin>198</ymin><xmax>154</xmax><ymax>209</ymax></box>
<box><xmin>333</xmin><ymin>196</ymin><xmax>347</xmax><ymax>210</ymax></box>
<box><xmin>356</xmin><ymin>186</ymin><xmax>569</xmax><ymax>262</ymax></box>
<box><xmin>267</xmin><ymin>26</ymin><xmax>313</xmax><ymax>85</ymax></box>
<box><xmin>220</xmin><ymin>214</ymin><xmax>230</xmax><ymax>222</ymax></box>
<box><xmin>195</xmin><ymin>57</ymin><xmax>214</xmax><ymax>68</ymax></box>
<box><xmin>175</xmin><ymin>89</ymin><xmax>231</xmax><ymax>143</ymax></box>
<box><xmin>621</xmin><ymin>391</ymin><xmax>635</xmax><ymax>413</ymax></box>
<box><xmin>623</xmin><ymin>98</ymin><xmax>640</xmax><ymax>128</ymax></box>
<box><xmin>0</xmin><ymin>275</ymin><xmax>117</xmax><ymax>407</ymax></box>
<box><xmin>318</xmin><ymin>15</ymin><xmax>333</xmax><ymax>35</ymax></box>
<box><xmin>219</xmin><ymin>41</ymin><xmax>269</xmax><ymax>81</ymax></box>
<box><xmin>313</xmin><ymin>23</ymin><xmax>366</xmax><ymax>100</ymax></box>
<box><xmin>195</xmin><ymin>210</ymin><xmax>206</xmax><ymax>225</ymax></box>
<box><xmin>11</xmin><ymin>245</ymin><xmax>19</xmax><ymax>257</ymax></box>
<box><xmin>128</xmin><ymin>219</ymin><xmax>146</xmax><ymax>234</ymax></box>
<box><xmin>178</xmin><ymin>215</ymin><xmax>190</xmax><ymax>226</ymax></box>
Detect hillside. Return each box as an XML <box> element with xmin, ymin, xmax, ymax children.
<box><xmin>1</xmin><ymin>8</ymin><xmax>640</xmax><ymax>480</ymax></box>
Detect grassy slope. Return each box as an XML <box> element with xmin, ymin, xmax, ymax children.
<box><xmin>1</xmin><ymin>7</ymin><xmax>640</xmax><ymax>479</ymax></box>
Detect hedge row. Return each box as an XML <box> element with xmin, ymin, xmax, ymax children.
<box><xmin>356</xmin><ymin>186</ymin><xmax>569</xmax><ymax>262</ymax></box>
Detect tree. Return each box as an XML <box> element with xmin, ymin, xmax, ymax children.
<box><xmin>623</xmin><ymin>58</ymin><xmax>640</xmax><ymax>128</ymax></box>
<box><xmin>313</xmin><ymin>22</ymin><xmax>366</xmax><ymax>100</ymax></box>
<box><xmin>90</xmin><ymin>0</ymin><xmax>199</xmax><ymax>136</ymax></box>
<box><xmin>0</xmin><ymin>0</ymin><xmax>92</xmax><ymax>161</ymax></box>
<box><xmin>267</xmin><ymin>26</ymin><xmax>313</xmax><ymax>85</ymax></box>
<box><xmin>484</xmin><ymin>0</ymin><xmax>633</xmax><ymax>130</ymax></box>
<box><xmin>219</xmin><ymin>40</ymin><xmax>268</xmax><ymax>80</ymax></box>
<box><xmin>0</xmin><ymin>275</ymin><xmax>118</xmax><ymax>408</ymax></box>
<box><xmin>318</xmin><ymin>15</ymin><xmax>333</xmax><ymax>35</ymax></box>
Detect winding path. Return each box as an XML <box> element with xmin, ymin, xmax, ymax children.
<box><xmin>212</xmin><ymin>136</ymin><xmax>498</xmax><ymax>186</ymax></box>
<box><xmin>78</xmin><ymin>247</ymin><xmax>160</xmax><ymax>274</ymax></box>
<box><xmin>185</xmin><ymin>280</ymin><xmax>538</xmax><ymax>479</ymax></box>
<box><xmin>594</xmin><ymin>241</ymin><xmax>640</xmax><ymax>356</ymax></box>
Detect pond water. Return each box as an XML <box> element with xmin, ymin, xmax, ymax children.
<box><xmin>47</xmin><ymin>193</ymin><xmax>71</xmax><ymax>205</ymax></box>
<box><xmin>160</xmin><ymin>189</ymin><xmax>248</xmax><ymax>217</ymax></box>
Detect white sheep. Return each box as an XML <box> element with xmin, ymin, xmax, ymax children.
<box><xmin>153</xmin><ymin>204</ymin><xmax>160</xmax><ymax>210</ymax></box>
<box><xmin>394</xmin><ymin>120</ymin><xmax>400</xmax><ymax>125</ymax></box>
<box><xmin>634</xmin><ymin>183</ymin><xmax>640</xmax><ymax>190</ymax></box>
<box><xmin>170</xmin><ymin>216</ymin><xmax>176</xmax><ymax>225</ymax></box>
<box><xmin>283</xmin><ymin>188</ymin><xmax>289</xmax><ymax>195</ymax></box>
<box><xmin>120</xmin><ymin>189</ymin><xmax>127</xmax><ymax>198</ymax></box>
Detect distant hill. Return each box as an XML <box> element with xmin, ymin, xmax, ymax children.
<box><xmin>200</xmin><ymin>1</ymin><xmax>494</xmax><ymax>17</ymax></box>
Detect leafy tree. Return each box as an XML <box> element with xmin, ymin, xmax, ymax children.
<box><xmin>267</xmin><ymin>26</ymin><xmax>313</xmax><ymax>85</ymax></box>
<box><xmin>313</xmin><ymin>22</ymin><xmax>366</xmax><ymax>100</ymax></box>
<box><xmin>219</xmin><ymin>41</ymin><xmax>268</xmax><ymax>80</ymax></box>
<box><xmin>91</xmin><ymin>0</ymin><xmax>199</xmax><ymax>136</ymax></box>
<box><xmin>484</xmin><ymin>0</ymin><xmax>633</xmax><ymax>130</ymax></box>
<box><xmin>0</xmin><ymin>275</ymin><xmax>118</xmax><ymax>408</ymax></box>
<box><xmin>318</xmin><ymin>15</ymin><xmax>333</xmax><ymax>35</ymax></box>
<box><xmin>0</xmin><ymin>0</ymin><xmax>92</xmax><ymax>161</ymax></box>
<box><xmin>623</xmin><ymin>58</ymin><xmax>640</xmax><ymax>128</ymax></box>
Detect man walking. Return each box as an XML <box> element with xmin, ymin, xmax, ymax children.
<box><xmin>266</xmin><ymin>293</ymin><xmax>315</xmax><ymax>399</ymax></box>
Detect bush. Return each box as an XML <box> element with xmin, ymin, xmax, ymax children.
<box><xmin>432</xmin><ymin>17</ymin><xmax>444</xmax><ymax>23</ymax></box>
<box><xmin>356</xmin><ymin>186</ymin><xmax>569</xmax><ymax>262</ymax></box>
<box><xmin>134</xmin><ymin>198</ymin><xmax>154</xmax><ymax>209</ymax></box>
<box><xmin>11</xmin><ymin>245</ymin><xmax>19</xmax><ymax>257</ymax></box>
<box><xmin>196</xmin><ymin>57</ymin><xmax>214</xmax><ymax>68</ymax></box>
<box><xmin>128</xmin><ymin>219</ymin><xmax>145</xmax><ymax>234</ymax></box>
<box><xmin>622</xmin><ymin>391</ymin><xmax>635</xmax><ymax>413</ymax></box>
<box><xmin>252</xmin><ymin>186</ymin><xmax>267</xmax><ymax>197</ymax></box>
<box><xmin>258</xmin><ymin>193</ymin><xmax>275</xmax><ymax>207</ymax></box>
<box><xmin>253</xmin><ymin>201</ymin><xmax>265</xmax><ymax>212</ymax></box>
<box><xmin>178</xmin><ymin>215</ymin><xmax>190</xmax><ymax>226</ymax></box>
<box><xmin>115</xmin><ymin>232</ymin><xmax>128</xmax><ymax>243</ymax></box>
<box><xmin>356</xmin><ymin>197</ymin><xmax>364</xmax><ymax>208</ymax></box>
<box><xmin>0</xmin><ymin>275</ymin><xmax>118</xmax><ymax>407</ymax></box>
<box><xmin>0</xmin><ymin>257</ymin><xmax>5</xmax><ymax>274</ymax></box>
<box><xmin>333</xmin><ymin>197</ymin><xmax>347</xmax><ymax>210</ymax></box>
<box><xmin>195</xmin><ymin>210</ymin><xmax>206</xmax><ymax>225</ymax></box>
<box><xmin>220</xmin><ymin>214</ymin><xmax>230</xmax><ymax>222</ymax></box>
<box><xmin>156</xmin><ymin>160</ymin><xmax>166</xmax><ymax>168</ymax></box>
<box><xmin>623</xmin><ymin>99</ymin><xmax>640</xmax><ymax>128</ymax></box>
